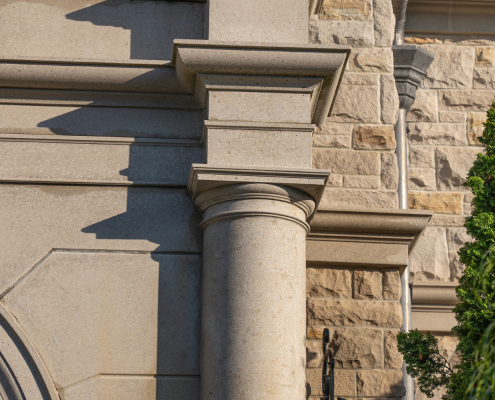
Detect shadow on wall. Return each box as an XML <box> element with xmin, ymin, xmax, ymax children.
<box><xmin>65</xmin><ymin>0</ymin><xmax>205</xmax><ymax>60</ymax></box>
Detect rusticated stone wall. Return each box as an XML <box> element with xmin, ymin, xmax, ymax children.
<box><xmin>403</xmin><ymin>35</ymin><xmax>495</xmax><ymax>284</ymax></box>
<box><xmin>305</xmin><ymin>266</ymin><xmax>404</xmax><ymax>399</ymax></box>
<box><xmin>310</xmin><ymin>0</ymin><xmax>400</xmax><ymax>208</ymax></box>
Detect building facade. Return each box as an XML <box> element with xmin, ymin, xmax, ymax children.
<box><xmin>0</xmin><ymin>0</ymin><xmax>492</xmax><ymax>399</ymax></box>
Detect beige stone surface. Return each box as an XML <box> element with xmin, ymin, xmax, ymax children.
<box><xmin>439</xmin><ymin>112</ymin><xmax>466</xmax><ymax>123</ymax></box>
<box><xmin>331</xmin><ymin>328</ymin><xmax>383</xmax><ymax>368</ymax></box>
<box><xmin>464</xmin><ymin>192</ymin><xmax>475</xmax><ymax>215</ymax></box>
<box><xmin>2</xmin><ymin>252</ymin><xmax>202</xmax><ymax>388</ymax></box>
<box><xmin>409</xmin><ymin>227</ymin><xmax>450</xmax><ymax>281</ymax></box>
<box><xmin>381</xmin><ymin>152</ymin><xmax>399</xmax><ymax>189</ymax></box>
<box><xmin>344</xmin><ymin>175</ymin><xmax>381</xmax><ymax>189</ymax></box>
<box><xmin>0</xmin><ymin>185</ymin><xmax>202</xmax><ymax>295</ymax></box>
<box><xmin>307</xmin><ymin>268</ymin><xmax>352</xmax><ymax>298</ymax></box>
<box><xmin>430</xmin><ymin>214</ymin><xmax>466</xmax><ymax>227</ymax></box>
<box><xmin>315</xmin><ymin>122</ymin><xmax>353</xmax><ymax>135</ymax></box>
<box><xmin>408</xmin><ymin>168</ymin><xmax>436</xmax><ymax>191</ymax></box>
<box><xmin>310</xmin><ymin>20</ymin><xmax>374</xmax><ymax>47</ymax></box>
<box><xmin>384</xmin><ymin>330</ymin><xmax>403</xmax><ymax>369</ymax></box>
<box><xmin>476</xmin><ymin>47</ymin><xmax>494</xmax><ymax>67</ymax></box>
<box><xmin>342</xmin><ymin>73</ymin><xmax>380</xmax><ymax>86</ymax></box>
<box><xmin>353</xmin><ymin>125</ymin><xmax>396</xmax><ymax>150</ymax></box>
<box><xmin>407</xmin><ymin>90</ymin><xmax>439</xmax><ymax>122</ymax></box>
<box><xmin>328</xmin><ymin>174</ymin><xmax>344</xmax><ymax>187</ymax></box>
<box><xmin>474</xmin><ymin>68</ymin><xmax>495</xmax><ymax>89</ymax></box>
<box><xmin>307</xmin><ymin>299</ymin><xmax>402</xmax><ymax>327</ymax></box>
<box><xmin>421</xmin><ymin>46</ymin><xmax>474</xmax><ymax>89</ymax></box>
<box><xmin>320</xmin><ymin>188</ymin><xmax>398</xmax><ymax>208</ymax></box>
<box><xmin>436</xmin><ymin>147</ymin><xmax>480</xmax><ymax>190</ymax></box>
<box><xmin>307</xmin><ymin>326</ymin><xmax>329</xmax><ymax>340</ymax></box>
<box><xmin>409</xmin><ymin>146</ymin><xmax>435</xmax><ymax>168</ymax></box>
<box><xmin>307</xmin><ymin>369</ymin><xmax>356</xmax><ymax>397</ymax></box>
<box><xmin>373</xmin><ymin>0</ymin><xmax>394</xmax><ymax>47</ymax></box>
<box><xmin>409</xmin><ymin>192</ymin><xmax>463</xmax><ymax>215</ymax></box>
<box><xmin>438</xmin><ymin>335</ymin><xmax>460</xmax><ymax>366</ymax></box>
<box><xmin>60</xmin><ymin>376</ymin><xmax>201</xmax><ymax>400</ymax></box>
<box><xmin>328</xmin><ymin>85</ymin><xmax>380</xmax><ymax>123</ymax></box>
<box><xmin>306</xmin><ymin>340</ymin><xmax>324</xmax><ymax>368</ymax></box>
<box><xmin>468</xmin><ymin>112</ymin><xmax>487</xmax><ymax>145</ymax></box>
<box><xmin>383</xmin><ymin>270</ymin><xmax>401</xmax><ymax>300</ymax></box>
<box><xmin>440</xmin><ymin>90</ymin><xmax>495</xmax><ymax>113</ymax></box>
<box><xmin>381</xmin><ymin>74</ymin><xmax>400</xmax><ymax>124</ymax></box>
<box><xmin>208</xmin><ymin>0</ymin><xmax>307</xmax><ymax>43</ymax></box>
<box><xmin>353</xmin><ymin>270</ymin><xmax>383</xmax><ymax>299</ymax></box>
<box><xmin>405</xmin><ymin>37</ymin><xmax>441</xmax><ymax>45</ymax></box>
<box><xmin>349</xmin><ymin>48</ymin><xmax>394</xmax><ymax>73</ymax></box>
<box><xmin>447</xmin><ymin>228</ymin><xmax>472</xmax><ymax>280</ymax></box>
<box><xmin>313</xmin><ymin>135</ymin><xmax>351</xmax><ymax>148</ymax></box>
<box><xmin>319</xmin><ymin>0</ymin><xmax>372</xmax><ymax>21</ymax></box>
<box><xmin>313</xmin><ymin>148</ymin><xmax>380</xmax><ymax>174</ymax></box>
<box><xmin>408</xmin><ymin>123</ymin><xmax>467</xmax><ymax>145</ymax></box>
<box><xmin>356</xmin><ymin>370</ymin><xmax>403</xmax><ymax>397</ymax></box>
<box><xmin>0</xmin><ymin>0</ymin><xmax>205</xmax><ymax>61</ymax></box>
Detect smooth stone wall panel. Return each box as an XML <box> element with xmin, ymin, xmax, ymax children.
<box><xmin>1</xmin><ymin>251</ymin><xmax>201</xmax><ymax>388</ymax></box>
<box><xmin>0</xmin><ymin>0</ymin><xmax>205</xmax><ymax>61</ymax></box>
<box><xmin>0</xmin><ymin>139</ymin><xmax>203</xmax><ymax>185</ymax></box>
<box><xmin>0</xmin><ymin>185</ymin><xmax>202</xmax><ymax>294</ymax></box>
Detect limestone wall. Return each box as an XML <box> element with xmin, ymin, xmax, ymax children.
<box><xmin>311</xmin><ymin>0</ymin><xmax>400</xmax><ymax>209</ymax></box>
<box><xmin>305</xmin><ymin>266</ymin><xmax>404</xmax><ymax>400</ymax></box>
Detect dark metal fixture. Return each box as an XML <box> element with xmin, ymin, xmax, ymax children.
<box><xmin>321</xmin><ymin>328</ymin><xmax>346</xmax><ymax>400</ymax></box>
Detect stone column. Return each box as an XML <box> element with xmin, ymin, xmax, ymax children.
<box><xmin>174</xmin><ymin>40</ymin><xmax>349</xmax><ymax>400</ymax></box>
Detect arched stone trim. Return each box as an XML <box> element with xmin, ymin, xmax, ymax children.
<box><xmin>0</xmin><ymin>303</ymin><xmax>58</xmax><ymax>400</ymax></box>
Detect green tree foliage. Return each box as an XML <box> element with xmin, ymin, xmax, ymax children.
<box><xmin>397</xmin><ymin>100</ymin><xmax>495</xmax><ymax>400</ymax></box>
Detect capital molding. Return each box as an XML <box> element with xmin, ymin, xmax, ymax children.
<box><xmin>172</xmin><ymin>40</ymin><xmax>350</xmax><ymax>126</ymax></box>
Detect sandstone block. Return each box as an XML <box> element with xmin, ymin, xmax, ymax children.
<box><xmin>437</xmin><ymin>335</ymin><xmax>460</xmax><ymax>366</ymax></box>
<box><xmin>307</xmin><ymin>326</ymin><xmax>329</xmax><ymax>340</ymax></box>
<box><xmin>408</xmin><ymin>123</ymin><xmax>467</xmax><ymax>145</ymax></box>
<box><xmin>307</xmin><ymin>268</ymin><xmax>352</xmax><ymax>298</ymax></box>
<box><xmin>474</xmin><ymin>68</ymin><xmax>495</xmax><ymax>89</ymax></box>
<box><xmin>409</xmin><ymin>192</ymin><xmax>463</xmax><ymax>215</ymax></box>
<box><xmin>436</xmin><ymin>147</ymin><xmax>480</xmax><ymax>190</ymax></box>
<box><xmin>309</xmin><ymin>20</ymin><xmax>374</xmax><ymax>47</ymax></box>
<box><xmin>405</xmin><ymin>37</ymin><xmax>441</xmax><ymax>44</ymax></box>
<box><xmin>407</xmin><ymin>90</ymin><xmax>438</xmax><ymax>122</ymax></box>
<box><xmin>384</xmin><ymin>330</ymin><xmax>403</xmax><ymax>368</ymax></box>
<box><xmin>315</xmin><ymin>122</ymin><xmax>353</xmax><ymax>135</ymax></box>
<box><xmin>476</xmin><ymin>47</ymin><xmax>494</xmax><ymax>67</ymax></box>
<box><xmin>464</xmin><ymin>192</ymin><xmax>475</xmax><ymax>215</ymax></box>
<box><xmin>307</xmin><ymin>340</ymin><xmax>324</xmax><ymax>368</ymax></box>
<box><xmin>313</xmin><ymin>135</ymin><xmax>351</xmax><ymax>148</ymax></box>
<box><xmin>319</xmin><ymin>0</ymin><xmax>372</xmax><ymax>21</ymax></box>
<box><xmin>357</xmin><ymin>371</ymin><xmax>403</xmax><ymax>397</ymax></box>
<box><xmin>373</xmin><ymin>0</ymin><xmax>394</xmax><ymax>47</ymax></box>
<box><xmin>320</xmin><ymin>189</ymin><xmax>398</xmax><ymax>208</ymax></box>
<box><xmin>328</xmin><ymin>85</ymin><xmax>380</xmax><ymax>123</ymax></box>
<box><xmin>328</xmin><ymin>174</ymin><xmax>344</xmax><ymax>187</ymax></box>
<box><xmin>344</xmin><ymin>175</ymin><xmax>380</xmax><ymax>189</ymax></box>
<box><xmin>409</xmin><ymin>146</ymin><xmax>435</xmax><ymax>168</ymax></box>
<box><xmin>410</xmin><ymin>227</ymin><xmax>450</xmax><ymax>281</ymax></box>
<box><xmin>353</xmin><ymin>270</ymin><xmax>383</xmax><ymax>299</ymax></box>
<box><xmin>447</xmin><ymin>228</ymin><xmax>472</xmax><ymax>280</ymax></box>
<box><xmin>313</xmin><ymin>149</ymin><xmax>380</xmax><ymax>174</ymax></box>
<box><xmin>353</xmin><ymin>125</ymin><xmax>396</xmax><ymax>150</ymax></box>
<box><xmin>468</xmin><ymin>112</ymin><xmax>486</xmax><ymax>146</ymax></box>
<box><xmin>430</xmin><ymin>214</ymin><xmax>466</xmax><ymax>227</ymax></box>
<box><xmin>439</xmin><ymin>112</ymin><xmax>466</xmax><ymax>123</ymax></box>
<box><xmin>440</xmin><ymin>90</ymin><xmax>495</xmax><ymax>113</ymax></box>
<box><xmin>421</xmin><ymin>46</ymin><xmax>474</xmax><ymax>89</ymax></box>
<box><xmin>381</xmin><ymin>152</ymin><xmax>399</xmax><ymax>189</ymax></box>
<box><xmin>383</xmin><ymin>270</ymin><xmax>401</xmax><ymax>300</ymax></box>
<box><xmin>342</xmin><ymin>73</ymin><xmax>379</xmax><ymax>86</ymax></box>
<box><xmin>381</xmin><ymin>74</ymin><xmax>400</xmax><ymax>124</ymax></box>
<box><xmin>307</xmin><ymin>369</ymin><xmax>356</xmax><ymax>397</ymax></box>
<box><xmin>331</xmin><ymin>328</ymin><xmax>383</xmax><ymax>368</ymax></box>
<box><xmin>350</xmin><ymin>48</ymin><xmax>394</xmax><ymax>73</ymax></box>
<box><xmin>307</xmin><ymin>299</ymin><xmax>402</xmax><ymax>327</ymax></box>
<box><xmin>408</xmin><ymin>168</ymin><xmax>436</xmax><ymax>191</ymax></box>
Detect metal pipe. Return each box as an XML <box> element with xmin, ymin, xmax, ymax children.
<box><xmin>395</xmin><ymin>109</ymin><xmax>408</xmax><ymax>210</ymax></box>
<box><xmin>392</xmin><ymin>0</ymin><xmax>408</xmax><ymax>45</ymax></box>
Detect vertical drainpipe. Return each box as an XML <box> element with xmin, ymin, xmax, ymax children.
<box><xmin>392</xmin><ymin>2</ymin><xmax>434</xmax><ymax>400</ymax></box>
